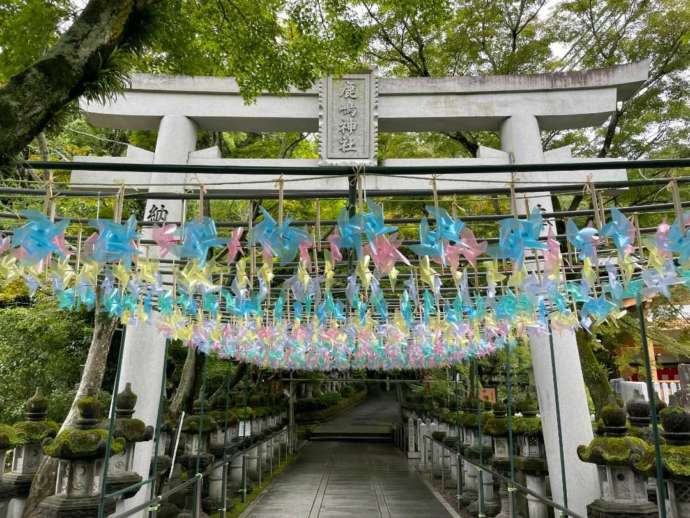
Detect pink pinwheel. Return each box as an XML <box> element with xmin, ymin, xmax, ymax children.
<box><xmin>655</xmin><ymin>219</ymin><xmax>672</xmax><ymax>259</ymax></box>
<box><xmin>226</xmin><ymin>227</ymin><xmax>244</xmax><ymax>264</ymax></box>
<box><xmin>83</xmin><ymin>232</ymin><xmax>98</xmax><ymax>258</ymax></box>
<box><xmin>457</xmin><ymin>227</ymin><xmax>487</xmax><ymax>268</ymax></box>
<box><xmin>52</xmin><ymin>233</ymin><xmax>70</xmax><ymax>257</ymax></box>
<box><xmin>299</xmin><ymin>239</ymin><xmax>314</xmax><ymax>265</ymax></box>
<box><xmin>542</xmin><ymin>227</ymin><xmax>561</xmax><ymax>278</ymax></box>
<box><xmin>152</xmin><ymin>223</ymin><xmax>179</xmax><ymax>257</ymax></box>
<box><xmin>364</xmin><ymin>234</ymin><xmax>409</xmax><ymax>274</ymax></box>
<box><xmin>327</xmin><ymin>229</ymin><xmax>343</xmax><ymax>263</ymax></box>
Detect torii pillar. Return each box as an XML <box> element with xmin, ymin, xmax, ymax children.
<box><xmin>501</xmin><ymin>112</ymin><xmax>599</xmax><ymax>512</ymax></box>
<box><xmin>116</xmin><ymin>115</ymin><xmax>197</xmax><ymax>515</ymax></box>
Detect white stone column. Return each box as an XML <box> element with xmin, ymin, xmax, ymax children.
<box><xmin>116</xmin><ymin>115</ymin><xmax>197</xmax><ymax>517</ymax></box>
<box><xmin>500</xmin><ymin>113</ymin><xmax>598</xmax><ymax>515</ymax></box>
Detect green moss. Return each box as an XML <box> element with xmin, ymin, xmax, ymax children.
<box><xmin>14</xmin><ymin>420</ymin><xmax>58</xmax><ymax>444</ymax></box>
<box><xmin>210</xmin><ymin>409</ymin><xmax>239</xmax><ymax>425</ymax></box>
<box><xmin>113</xmin><ymin>418</ymin><xmax>152</xmax><ymax>442</ymax></box>
<box><xmin>513</xmin><ymin>416</ymin><xmax>542</xmax><ymax>436</ymax></box>
<box><xmin>182</xmin><ymin>414</ymin><xmax>218</xmax><ymax>433</ymax></box>
<box><xmin>515</xmin><ymin>456</ymin><xmax>547</xmax><ymax>474</ymax></box>
<box><xmin>77</xmin><ymin>397</ymin><xmax>101</xmax><ymax>420</ymax></box>
<box><xmin>43</xmin><ymin>428</ymin><xmax>124</xmax><ymax>459</ymax></box>
<box><xmin>600</xmin><ymin>404</ymin><xmax>627</xmax><ymax>428</ymax></box>
<box><xmin>659</xmin><ymin>444</ymin><xmax>690</xmax><ymax>478</ymax></box>
<box><xmin>577</xmin><ymin>435</ymin><xmax>652</xmax><ymax>466</ymax></box>
<box><xmin>232</xmin><ymin>407</ymin><xmax>255</xmax><ymax>420</ymax></box>
<box><xmin>0</xmin><ymin>424</ymin><xmax>17</xmax><ymax>450</ymax></box>
<box><xmin>485</xmin><ymin>416</ymin><xmax>508</xmax><ymax>436</ymax></box>
<box><xmin>460</xmin><ymin>411</ymin><xmax>491</xmax><ymax>428</ymax></box>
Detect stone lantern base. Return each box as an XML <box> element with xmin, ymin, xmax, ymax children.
<box><xmin>587</xmin><ymin>499</ymin><xmax>658</xmax><ymax>518</ymax></box>
<box><xmin>37</xmin><ymin>495</ymin><xmax>115</xmax><ymax>518</ymax></box>
<box><xmin>106</xmin><ymin>471</ymin><xmax>142</xmax><ymax>499</ymax></box>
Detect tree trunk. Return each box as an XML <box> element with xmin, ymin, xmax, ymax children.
<box><xmin>169</xmin><ymin>346</ymin><xmax>197</xmax><ymax>420</ymax></box>
<box><xmin>22</xmin><ymin>311</ymin><xmax>118</xmax><ymax>517</ymax></box>
<box><xmin>0</xmin><ymin>0</ymin><xmax>150</xmax><ymax>163</ymax></box>
<box><xmin>576</xmin><ymin>330</ymin><xmax>614</xmax><ymax>418</ymax></box>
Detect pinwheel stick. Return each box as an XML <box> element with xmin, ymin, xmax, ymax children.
<box><xmin>668</xmin><ymin>178</ymin><xmax>684</xmax><ymax>230</ymax></box>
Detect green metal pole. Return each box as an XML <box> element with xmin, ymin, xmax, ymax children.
<box><xmin>474</xmin><ymin>359</ymin><xmax>485</xmax><ymax>517</ymax></box>
<box><xmin>636</xmin><ymin>293</ymin><xmax>667</xmax><ymax>518</ymax></box>
<box><xmin>194</xmin><ymin>354</ymin><xmax>209</xmax><ymax>518</ymax></box>
<box><xmin>149</xmin><ymin>339</ymin><xmax>169</xmax><ymax>512</ymax></box>
<box><xmin>98</xmin><ymin>326</ymin><xmax>127</xmax><ymax>518</ymax></box>
<box><xmin>548</xmin><ymin>323</ymin><xmax>568</xmax><ymax>516</ymax></box>
<box><xmin>220</xmin><ymin>371</ymin><xmax>231</xmax><ymax>517</ymax></box>
<box><xmin>505</xmin><ymin>339</ymin><xmax>516</xmax><ymax>518</ymax></box>
<box><xmin>455</xmin><ymin>369</ymin><xmax>462</xmax><ymax>512</ymax></box>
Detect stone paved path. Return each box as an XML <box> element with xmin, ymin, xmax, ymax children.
<box><xmin>243</xmin><ymin>393</ymin><xmax>453</xmax><ymax>518</ymax></box>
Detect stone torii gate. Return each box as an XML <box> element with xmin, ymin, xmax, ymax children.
<box><xmin>71</xmin><ymin>61</ymin><xmax>648</xmax><ymax>516</ymax></box>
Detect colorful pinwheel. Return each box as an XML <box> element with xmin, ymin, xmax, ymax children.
<box><xmin>12</xmin><ymin>210</ymin><xmax>70</xmax><ymax>264</ymax></box>
<box><xmin>176</xmin><ymin>217</ymin><xmax>225</xmax><ymax>265</ymax></box>
<box><xmin>88</xmin><ymin>215</ymin><xmax>139</xmax><ymax>265</ymax></box>
<box><xmin>152</xmin><ymin>223</ymin><xmax>179</xmax><ymax>257</ymax></box>
<box><xmin>601</xmin><ymin>208</ymin><xmax>634</xmax><ymax>256</ymax></box>
<box><xmin>566</xmin><ymin>219</ymin><xmax>599</xmax><ymax>262</ymax></box>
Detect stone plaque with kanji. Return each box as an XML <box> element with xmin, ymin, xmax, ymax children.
<box><xmin>319</xmin><ymin>73</ymin><xmax>377</xmax><ymax>166</ymax></box>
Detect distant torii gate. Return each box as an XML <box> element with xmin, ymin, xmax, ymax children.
<box><xmin>71</xmin><ymin>61</ymin><xmax>649</xmax><ymax>516</ymax></box>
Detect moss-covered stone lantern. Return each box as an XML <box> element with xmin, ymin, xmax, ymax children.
<box><xmin>658</xmin><ymin>407</ymin><xmax>690</xmax><ymax>517</ymax></box>
<box><xmin>0</xmin><ymin>418</ymin><xmax>17</xmax><ymax>515</ymax></box>
<box><xmin>179</xmin><ymin>400</ymin><xmax>218</xmax><ymax>474</ymax></box>
<box><xmin>37</xmin><ymin>397</ymin><xmax>125</xmax><ymax>517</ymax></box>
<box><xmin>458</xmin><ymin>398</ymin><xmax>478</xmax><ymax>507</ymax></box>
<box><xmin>626</xmin><ymin>399</ymin><xmax>652</xmax><ymax>441</ymax></box>
<box><xmin>106</xmin><ymin>383</ymin><xmax>153</xmax><ymax>503</ymax></box>
<box><xmin>6</xmin><ymin>389</ymin><xmax>58</xmax><ymax>516</ymax></box>
<box><xmin>464</xmin><ymin>406</ymin><xmax>499</xmax><ymax>517</ymax></box>
<box><xmin>513</xmin><ymin>397</ymin><xmax>548</xmax><ymax>518</ymax></box>
<box><xmin>577</xmin><ymin>404</ymin><xmax>657</xmax><ymax>518</ymax></box>
<box><xmin>486</xmin><ymin>402</ymin><xmax>514</xmax><ymax>518</ymax></box>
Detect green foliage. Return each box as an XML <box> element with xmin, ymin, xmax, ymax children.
<box><xmin>0</xmin><ymin>294</ymin><xmax>93</xmax><ymax>423</ymax></box>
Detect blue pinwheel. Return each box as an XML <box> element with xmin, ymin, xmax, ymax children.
<box><xmin>251</xmin><ymin>207</ymin><xmax>311</xmax><ymax>265</ymax></box>
<box><xmin>89</xmin><ymin>215</ymin><xmax>140</xmax><ymax>265</ymax></box>
<box><xmin>668</xmin><ymin>220</ymin><xmax>690</xmax><ymax>264</ymax></box>
<box><xmin>580</xmin><ymin>296</ymin><xmax>617</xmax><ymax>331</ymax></box>
<box><xmin>335</xmin><ymin>207</ymin><xmax>363</xmax><ymax>258</ymax></box>
<box><xmin>176</xmin><ymin>217</ymin><xmax>225</xmax><ymax>266</ymax></box>
<box><xmin>362</xmin><ymin>201</ymin><xmax>397</xmax><ymax>253</ymax></box>
<box><xmin>410</xmin><ymin>218</ymin><xmax>444</xmax><ymax>259</ymax></box>
<box><xmin>566</xmin><ymin>219</ymin><xmax>599</xmax><ymax>262</ymax></box>
<box><xmin>643</xmin><ymin>260</ymin><xmax>683</xmax><ymax>299</ymax></box>
<box><xmin>12</xmin><ymin>210</ymin><xmax>70</xmax><ymax>264</ymax></box>
<box><xmin>426</xmin><ymin>205</ymin><xmax>464</xmax><ymax>243</ymax></box>
<box><xmin>601</xmin><ymin>208</ymin><xmax>634</xmax><ymax>256</ymax></box>
<box><xmin>490</xmin><ymin>208</ymin><xmax>545</xmax><ymax>265</ymax></box>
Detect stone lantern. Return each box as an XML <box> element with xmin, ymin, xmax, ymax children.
<box><xmin>658</xmin><ymin>406</ymin><xmax>690</xmax><ymax>518</ymax></box>
<box><xmin>626</xmin><ymin>399</ymin><xmax>652</xmax><ymax>441</ymax></box>
<box><xmin>107</xmin><ymin>383</ymin><xmax>153</xmax><ymax>507</ymax></box>
<box><xmin>577</xmin><ymin>404</ymin><xmax>657</xmax><ymax>518</ymax></box>
<box><xmin>486</xmin><ymin>402</ymin><xmax>515</xmax><ymax>518</ymax></box>
<box><xmin>458</xmin><ymin>400</ymin><xmax>478</xmax><ymax>507</ymax></box>
<box><xmin>206</xmin><ymin>403</ymin><xmax>238</xmax><ymax>515</ymax></box>
<box><xmin>38</xmin><ymin>397</ymin><xmax>125</xmax><ymax>517</ymax></box>
<box><xmin>5</xmin><ymin>390</ymin><xmax>58</xmax><ymax>517</ymax></box>
<box><xmin>513</xmin><ymin>398</ymin><xmax>548</xmax><ymax>518</ymax></box>
<box><xmin>179</xmin><ymin>400</ymin><xmax>218</xmax><ymax>474</ymax></box>
<box><xmin>465</xmin><ymin>408</ymin><xmax>499</xmax><ymax>517</ymax></box>
<box><xmin>0</xmin><ymin>421</ymin><xmax>17</xmax><ymax>516</ymax></box>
